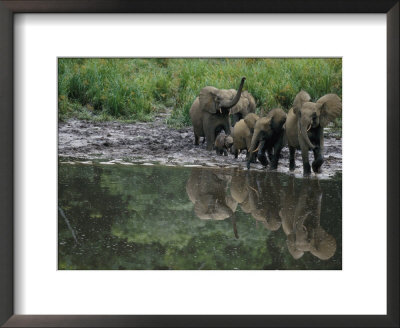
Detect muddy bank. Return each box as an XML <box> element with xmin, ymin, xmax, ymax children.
<box><xmin>58</xmin><ymin>112</ymin><xmax>342</xmax><ymax>179</ymax></box>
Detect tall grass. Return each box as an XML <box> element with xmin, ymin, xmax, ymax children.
<box><xmin>58</xmin><ymin>58</ymin><xmax>342</xmax><ymax>127</ymax></box>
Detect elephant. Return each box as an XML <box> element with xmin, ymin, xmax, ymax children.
<box><xmin>279</xmin><ymin>177</ymin><xmax>337</xmax><ymax>260</ymax></box>
<box><xmin>230</xmin><ymin>172</ymin><xmax>252</xmax><ymax>214</ymax></box>
<box><xmin>186</xmin><ymin>168</ymin><xmax>239</xmax><ymax>238</ymax></box>
<box><xmin>285</xmin><ymin>90</ymin><xmax>342</xmax><ymax>175</ymax></box>
<box><xmin>230</xmin><ymin>171</ymin><xmax>283</xmax><ymax>230</ymax></box>
<box><xmin>189</xmin><ymin>77</ymin><xmax>246</xmax><ymax>150</ymax></box>
<box><xmin>231</xmin><ymin>113</ymin><xmax>259</xmax><ymax>159</ymax></box>
<box><xmin>247</xmin><ymin>107</ymin><xmax>287</xmax><ymax>170</ymax></box>
<box><xmin>246</xmin><ymin>172</ymin><xmax>282</xmax><ymax>231</ymax></box>
<box><xmin>214</xmin><ymin>131</ymin><xmax>233</xmax><ymax>156</ymax></box>
<box><xmin>230</xmin><ymin>91</ymin><xmax>256</xmax><ymax>127</ymax></box>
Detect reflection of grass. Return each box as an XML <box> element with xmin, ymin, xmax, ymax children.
<box><xmin>58</xmin><ymin>58</ymin><xmax>342</xmax><ymax>129</ymax></box>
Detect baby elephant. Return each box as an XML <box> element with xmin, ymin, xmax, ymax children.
<box><xmin>215</xmin><ymin>132</ymin><xmax>233</xmax><ymax>156</ymax></box>
<box><xmin>231</xmin><ymin>113</ymin><xmax>259</xmax><ymax>159</ymax></box>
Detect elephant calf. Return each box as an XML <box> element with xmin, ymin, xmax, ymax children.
<box><xmin>231</xmin><ymin>113</ymin><xmax>259</xmax><ymax>159</ymax></box>
<box><xmin>247</xmin><ymin>108</ymin><xmax>287</xmax><ymax>170</ymax></box>
<box><xmin>214</xmin><ymin>131</ymin><xmax>233</xmax><ymax>156</ymax></box>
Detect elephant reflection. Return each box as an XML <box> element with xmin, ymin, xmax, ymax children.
<box><xmin>279</xmin><ymin>178</ymin><xmax>337</xmax><ymax>260</ymax></box>
<box><xmin>230</xmin><ymin>171</ymin><xmax>282</xmax><ymax>231</ymax></box>
<box><xmin>186</xmin><ymin>168</ymin><xmax>239</xmax><ymax>238</ymax></box>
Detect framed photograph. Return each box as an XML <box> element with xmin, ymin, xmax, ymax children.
<box><xmin>1</xmin><ymin>0</ymin><xmax>398</xmax><ymax>327</ymax></box>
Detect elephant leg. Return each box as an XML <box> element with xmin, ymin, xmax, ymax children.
<box><xmin>312</xmin><ymin>146</ymin><xmax>324</xmax><ymax>173</ymax></box>
<box><xmin>205</xmin><ymin>125</ymin><xmax>216</xmax><ymax>151</ymax></box>
<box><xmin>289</xmin><ymin>146</ymin><xmax>296</xmax><ymax>171</ymax></box>
<box><xmin>194</xmin><ymin>133</ymin><xmax>199</xmax><ymax>146</ymax></box>
<box><xmin>270</xmin><ymin>136</ymin><xmax>284</xmax><ymax>170</ymax></box>
<box><xmin>267</xmin><ymin>148</ymin><xmax>273</xmax><ymax>162</ymax></box>
<box><xmin>223</xmin><ymin>149</ymin><xmax>228</xmax><ymax>156</ymax></box>
<box><xmin>202</xmin><ymin>137</ymin><xmax>206</xmax><ymax>144</ymax></box>
<box><xmin>246</xmin><ymin>149</ymin><xmax>257</xmax><ymax>170</ymax></box>
<box><xmin>300</xmin><ymin>147</ymin><xmax>311</xmax><ymax>176</ymax></box>
<box><xmin>233</xmin><ymin>147</ymin><xmax>239</xmax><ymax>158</ymax></box>
<box><xmin>312</xmin><ymin>130</ymin><xmax>324</xmax><ymax>173</ymax></box>
<box><xmin>249</xmin><ymin>150</ymin><xmax>256</xmax><ymax>163</ymax></box>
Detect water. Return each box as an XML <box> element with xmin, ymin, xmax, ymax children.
<box><xmin>58</xmin><ymin>163</ymin><xmax>342</xmax><ymax>270</ymax></box>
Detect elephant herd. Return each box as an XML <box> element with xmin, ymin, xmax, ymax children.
<box><xmin>186</xmin><ymin>168</ymin><xmax>337</xmax><ymax>261</ymax></box>
<box><xmin>189</xmin><ymin>77</ymin><xmax>342</xmax><ymax>176</ymax></box>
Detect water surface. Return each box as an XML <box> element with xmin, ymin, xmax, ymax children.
<box><xmin>58</xmin><ymin>163</ymin><xmax>342</xmax><ymax>270</ymax></box>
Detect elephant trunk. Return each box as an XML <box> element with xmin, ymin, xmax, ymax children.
<box><xmin>299</xmin><ymin>119</ymin><xmax>315</xmax><ymax>150</ymax></box>
<box><xmin>224</xmin><ymin>77</ymin><xmax>246</xmax><ymax>109</ymax></box>
<box><xmin>246</xmin><ymin>130</ymin><xmax>259</xmax><ymax>169</ymax></box>
<box><xmin>248</xmin><ymin>130</ymin><xmax>259</xmax><ymax>155</ymax></box>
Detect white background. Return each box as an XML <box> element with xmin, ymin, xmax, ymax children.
<box><xmin>14</xmin><ymin>14</ymin><xmax>387</xmax><ymax>315</ymax></box>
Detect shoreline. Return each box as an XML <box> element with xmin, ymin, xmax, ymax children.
<box><xmin>58</xmin><ymin>115</ymin><xmax>342</xmax><ymax>179</ymax></box>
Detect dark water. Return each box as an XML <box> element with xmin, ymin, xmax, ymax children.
<box><xmin>58</xmin><ymin>163</ymin><xmax>342</xmax><ymax>270</ymax></box>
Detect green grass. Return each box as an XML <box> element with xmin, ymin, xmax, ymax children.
<box><xmin>58</xmin><ymin>58</ymin><xmax>342</xmax><ymax>128</ymax></box>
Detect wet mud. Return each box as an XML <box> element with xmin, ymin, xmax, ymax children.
<box><xmin>59</xmin><ymin>112</ymin><xmax>342</xmax><ymax>179</ymax></box>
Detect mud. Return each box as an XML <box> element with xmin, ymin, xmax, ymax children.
<box><xmin>59</xmin><ymin>111</ymin><xmax>342</xmax><ymax>179</ymax></box>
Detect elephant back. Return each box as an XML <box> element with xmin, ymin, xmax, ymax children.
<box><xmin>244</xmin><ymin>113</ymin><xmax>259</xmax><ymax>130</ymax></box>
<box><xmin>241</xmin><ymin>91</ymin><xmax>256</xmax><ymax>113</ymax></box>
<box><xmin>232</xmin><ymin>119</ymin><xmax>250</xmax><ymax>150</ymax></box>
<box><xmin>267</xmin><ymin>107</ymin><xmax>287</xmax><ymax>131</ymax></box>
<box><xmin>229</xmin><ymin>90</ymin><xmax>256</xmax><ymax>115</ymax></box>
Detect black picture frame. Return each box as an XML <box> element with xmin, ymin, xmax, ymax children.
<box><xmin>0</xmin><ymin>1</ymin><xmax>398</xmax><ymax>327</ymax></box>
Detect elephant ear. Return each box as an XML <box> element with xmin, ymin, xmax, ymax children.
<box><xmin>248</xmin><ymin>93</ymin><xmax>256</xmax><ymax>112</ymax></box>
<box><xmin>317</xmin><ymin>94</ymin><xmax>342</xmax><ymax>127</ymax></box>
<box><xmin>199</xmin><ymin>86</ymin><xmax>219</xmax><ymax>114</ymax></box>
<box><xmin>229</xmin><ymin>93</ymin><xmax>248</xmax><ymax>114</ymax></box>
<box><xmin>194</xmin><ymin>200</ymin><xmax>212</xmax><ymax>220</ymax></box>
<box><xmin>263</xmin><ymin>216</ymin><xmax>282</xmax><ymax>231</ymax></box>
<box><xmin>286</xmin><ymin>234</ymin><xmax>304</xmax><ymax>259</ymax></box>
<box><xmin>259</xmin><ymin>116</ymin><xmax>272</xmax><ymax>132</ymax></box>
<box><xmin>244</xmin><ymin>113</ymin><xmax>259</xmax><ymax>130</ymax></box>
<box><xmin>241</xmin><ymin>91</ymin><xmax>256</xmax><ymax>112</ymax></box>
<box><xmin>231</xmin><ymin>176</ymin><xmax>248</xmax><ymax>203</ymax></box>
<box><xmin>310</xmin><ymin>227</ymin><xmax>337</xmax><ymax>260</ymax></box>
<box><xmin>293</xmin><ymin>90</ymin><xmax>311</xmax><ymax>114</ymax></box>
<box><xmin>225</xmin><ymin>195</ymin><xmax>238</xmax><ymax>213</ymax></box>
<box><xmin>240</xmin><ymin>196</ymin><xmax>252</xmax><ymax>214</ymax></box>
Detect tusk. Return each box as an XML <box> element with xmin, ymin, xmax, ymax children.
<box><xmin>247</xmin><ymin>185</ymin><xmax>258</xmax><ymax>193</ymax></box>
<box><xmin>219</xmin><ymin>108</ymin><xmax>222</xmax><ymax>114</ymax></box>
<box><xmin>247</xmin><ymin>184</ymin><xmax>259</xmax><ymax>197</ymax></box>
<box><xmin>307</xmin><ymin>124</ymin><xmax>312</xmax><ymax>132</ymax></box>
<box><xmin>252</xmin><ymin>146</ymin><xmax>260</xmax><ymax>153</ymax></box>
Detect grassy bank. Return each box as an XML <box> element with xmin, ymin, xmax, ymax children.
<box><xmin>58</xmin><ymin>58</ymin><xmax>342</xmax><ymax>128</ymax></box>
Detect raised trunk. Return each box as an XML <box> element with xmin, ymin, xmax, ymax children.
<box><xmin>224</xmin><ymin>77</ymin><xmax>246</xmax><ymax>109</ymax></box>
<box><xmin>300</xmin><ymin>119</ymin><xmax>315</xmax><ymax>150</ymax></box>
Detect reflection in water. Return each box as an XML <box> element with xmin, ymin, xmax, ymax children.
<box><xmin>186</xmin><ymin>169</ymin><xmax>239</xmax><ymax>238</ymax></box>
<box><xmin>280</xmin><ymin>178</ymin><xmax>337</xmax><ymax>260</ymax></box>
<box><xmin>186</xmin><ymin>169</ymin><xmax>338</xmax><ymax>261</ymax></box>
<box><xmin>231</xmin><ymin>172</ymin><xmax>282</xmax><ymax>231</ymax></box>
<box><xmin>58</xmin><ymin>163</ymin><xmax>341</xmax><ymax>270</ymax></box>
